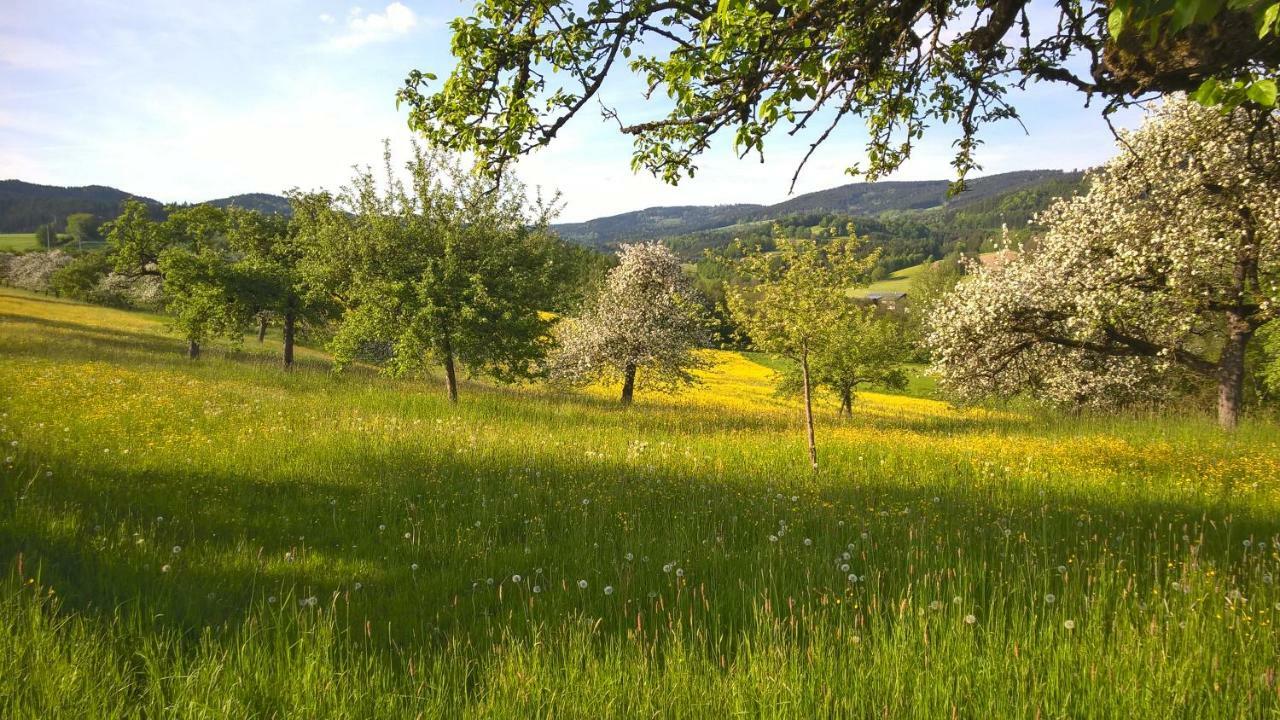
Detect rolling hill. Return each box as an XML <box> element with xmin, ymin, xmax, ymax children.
<box><xmin>0</xmin><ymin>180</ymin><xmax>293</xmax><ymax>233</ymax></box>
<box><xmin>551</xmin><ymin>169</ymin><xmax>1083</xmax><ymax>249</ymax></box>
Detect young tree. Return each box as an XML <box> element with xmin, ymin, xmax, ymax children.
<box><xmin>926</xmin><ymin>97</ymin><xmax>1279</xmax><ymax>430</ymax></box>
<box><xmin>401</xmin><ymin>0</ymin><xmax>1280</xmax><ymax>192</ymax></box>
<box><xmin>64</xmin><ymin>213</ymin><xmax>98</xmax><ymax>250</ymax></box>
<box><xmin>298</xmin><ymin>142</ymin><xmax>562</xmax><ymax>403</ymax></box>
<box><xmin>551</xmin><ymin>242</ymin><xmax>710</xmax><ymax>404</ymax></box>
<box><xmin>34</xmin><ymin>224</ymin><xmax>57</xmax><ymax>250</ymax></box>
<box><xmin>727</xmin><ymin>237</ymin><xmax>878</xmax><ymax>470</ymax></box>
<box><xmin>781</xmin><ymin>308</ymin><xmax>908</xmax><ymax>417</ymax></box>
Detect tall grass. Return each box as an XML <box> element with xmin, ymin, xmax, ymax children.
<box><xmin>2</xmin><ymin>287</ymin><xmax>1278</xmax><ymax>717</ymax></box>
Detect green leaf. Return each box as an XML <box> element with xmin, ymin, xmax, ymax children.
<box><xmin>1172</xmin><ymin>0</ymin><xmax>1200</xmax><ymax>30</ymax></box>
<box><xmin>1260</xmin><ymin>2</ymin><xmax>1280</xmax><ymax>37</ymax></box>
<box><xmin>1190</xmin><ymin>78</ymin><xmax>1221</xmax><ymax>106</ymax></box>
<box><xmin>1246</xmin><ymin>78</ymin><xmax>1277</xmax><ymax>106</ymax></box>
<box><xmin>1108</xmin><ymin>7</ymin><xmax>1127</xmax><ymax>37</ymax></box>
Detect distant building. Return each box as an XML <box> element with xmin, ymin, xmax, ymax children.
<box><xmin>863</xmin><ymin>291</ymin><xmax>907</xmax><ymax>311</ymax></box>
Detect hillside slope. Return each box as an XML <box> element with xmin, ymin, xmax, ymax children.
<box><xmin>0</xmin><ymin>286</ymin><xmax>1276</xmax><ymax>717</ymax></box>
<box><xmin>553</xmin><ymin>169</ymin><xmax>1083</xmax><ymax>248</ymax></box>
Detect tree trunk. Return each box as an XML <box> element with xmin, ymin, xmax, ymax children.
<box><xmin>800</xmin><ymin>348</ymin><xmax>818</xmax><ymax>472</ymax></box>
<box><xmin>187</xmin><ymin>339</ymin><xmax>200</xmax><ymax>360</ymax></box>
<box><xmin>443</xmin><ymin>348</ymin><xmax>459</xmax><ymax>404</ymax></box>
<box><xmin>1217</xmin><ymin>317</ymin><xmax>1252</xmax><ymax>431</ymax></box>
<box><xmin>282</xmin><ymin>312</ymin><xmax>296</xmax><ymax>369</ymax></box>
<box><xmin>257</xmin><ymin>314</ymin><xmax>268</xmax><ymax>343</ymax></box>
<box><xmin>839</xmin><ymin>388</ymin><xmax>853</xmax><ymax>418</ymax></box>
<box><xmin>621</xmin><ymin>362</ymin><xmax>637</xmax><ymax>405</ymax></box>
<box><xmin>1216</xmin><ymin>211</ymin><xmax>1259</xmax><ymax>431</ymax></box>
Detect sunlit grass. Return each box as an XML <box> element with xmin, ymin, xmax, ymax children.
<box><xmin>0</xmin><ymin>234</ymin><xmax>40</xmax><ymax>252</ymax></box>
<box><xmin>2</xmin><ymin>287</ymin><xmax>1278</xmax><ymax>717</ymax></box>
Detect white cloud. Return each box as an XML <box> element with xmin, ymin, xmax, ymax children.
<box><xmin>318</xmin><ymin>13</ymin><xmax>335</xmax><ymax>24</ymax></box>
<box><xmin>328</xmin><ymin>2</ymin><xmax>417</xmax><ymax>50</ymax></box>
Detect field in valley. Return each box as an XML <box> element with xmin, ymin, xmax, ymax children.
<box><xmin>2</xmin><ymin>286</ymin><xmax>1279</xmax><ymax>717</ymax></box>
<box><xmin>0</xmin><ymin>234</ymin><xmax>40</xmax><ymax>252</ymax></box>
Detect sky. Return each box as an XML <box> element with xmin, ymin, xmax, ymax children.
<box><xmin>1</xmin><ymin>0</ymin><xmax>1144</xmax><ymax>223</ymax></box>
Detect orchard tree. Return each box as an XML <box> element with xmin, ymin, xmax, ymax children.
<box><xmin>400</xmin><ymin>0</ymin><xmax>1280</xmax><ymax>192</ymax></box>
<box><xmin>926</xmin><ymin>97</ymin><xmax>1279</xmax><ymax>430</ymax></box>
<box><xmin>105</xmin><ymin>199</ymin><xmax>166</xmax><ymax>273</ymax></box>
<box><xmin>226</xmin><ymin>207</ymin><xmax>328</xmax><ymax>368</ymax></box>
<box><xmin>727</xmin><ymin>236</ymin><xmax>878</xmax><ymax>470</ymax></box>
<box><xmin>781</xmin><ymin>307</ymin><xmax>909</xmax><ymax>416</ymax></box>
<box><xmin>299</xmin><ymin>142</ymin><xmax>562</xmax><ymax>403</ymax></box>
<box><xmin>159</xmin><ymin>247</ymin><xmax>254</xmax><ymax>359</ymax></box>
<box><xmin>552</xmin><ymin>241</ymin><xmax>709</xmax><ymax>404</ymax></box>
<box><xmin>107</xmin><ymin>201</ymin><xmax>256</xmax><ymax>359</ymax></box>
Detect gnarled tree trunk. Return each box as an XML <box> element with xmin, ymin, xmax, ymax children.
<box><xmin>187</xmin><ymin>339</ymin><xmax>200</xmax><ymax>360</ymax></box>
<box><xmin>257</xmin><ymin>314</ymin><xmax>268</xmax><ymax>343</ymax></box>
<box><xmin>1217</xmin><ymin>313</ymin><xmax>1253</xmax><ymax>431</ymax></box>
<box><xmin>621</xmin><ymin>362</ymin><xmax>637</xmax><ymax>405</ymax></box>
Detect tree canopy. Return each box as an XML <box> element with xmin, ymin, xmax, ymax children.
<box><xmin>400</xmin><ymin>0</ymin><xmax>1280</xmax><ymax>191</ymax></box>
<box><xmin>295</xmin><ymin>142</ymin><xmax>565</xmax><ymax>403</ymax></box>
<box><xmin>726</xmin><ymin>235</ymin><xmax>878</xmax><ymax>468</ymax></box>
<box><xmin>926</xmin><ymin>97</ymin><xmax>1279</xmax><ymax>429</ymax></box>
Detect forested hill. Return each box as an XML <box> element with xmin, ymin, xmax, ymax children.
<box><xmin>0</xmin><ymin>180</ymin><xmax>292</xmax><ymax>232</ymax></box>
<box><xmin>551</xmin><ymin>169</ymin><xmax>1082</xmax><ymax>249</ymax></box>
<box><xmin>0</xmin><ymin>181</ymin><xmax>161</xmax><ymax>232</ymax></box>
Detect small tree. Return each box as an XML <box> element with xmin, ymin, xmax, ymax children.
<box><xmin>926</xmin><ymin>97</ymin><xmax>1279</xmax><ymax>430</ymax></box>
<box><xmin>34</xmin><ymin>224</ymin><xmax>57</xmax><ymax>250</ymax></box>
<box><xmin>552</xmin><ymin>242</ymin><xmax>709</xmax><ymax>404</ymax></box>
<box><xmin>727</xmin><ymin>236</ymin><xmax>878</xmax><ymax>470</ymax></box>
<box><xmin>299</xmin><ymin>142</ymin><xmax>561</xmax><ymax>403</ymax></box>
<box><xmin>781</xmin><ymin>307</ymin><xmax>908</xmax><ymax>417</ymax></box>
<box><xmin>64</xmin><ymin>213</ymin><xmax>98</xmax><ymax>250</ymax></box>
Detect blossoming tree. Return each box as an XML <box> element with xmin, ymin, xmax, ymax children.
<box><xmin>551</xmin><ymin>241</ymin><xmax>709</xmax><ymax>404</ymax></box>
<box><xmin>927</xmin><ymin>97</ymin><xmax>1279</xmax><ymax>429</ymax></box>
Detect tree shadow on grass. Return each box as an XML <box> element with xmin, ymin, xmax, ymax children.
<box><xmin>3</xmin><ymin>423</ymin><xmax>1276</xmax><ymax>663</ymax></box>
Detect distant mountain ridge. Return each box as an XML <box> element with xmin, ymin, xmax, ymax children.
<box><xmin>0</xmin><ymin>180</ymin><xmax>293</xmax><ymax>233</ymax></box>
<box><xmin>552</xmin><ymin>169</ymin><xmax>1081</xmax><ymax>248</ymax></box>
<box><xmin>2</xmin><ymin>169</ymin><xmax>1082</xmax><ymax>245</ymax></box>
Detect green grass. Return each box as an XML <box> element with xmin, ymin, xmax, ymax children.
<box><xmin>2</xmin><ymin>287</ymin><xmax>1279</xmax><ymax>718</ymax></box>
<box><xmin>0</xmin><ymin>234</ymin><xmax>40</xmax><ymax>252</ymax></box>
<box><xmin>850</xmin><ymin>261</ymin><xmax>927</xmax><ymax>298</ymax></box>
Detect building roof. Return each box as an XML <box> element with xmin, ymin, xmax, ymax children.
<box><xmin>865</xmin><ymin>291</ymin><xmax>907</xmax><ymax>301</ymax></box>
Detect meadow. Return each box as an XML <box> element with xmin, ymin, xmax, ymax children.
<box><xmin>0</xmin><ymin>234</ymin><xmax>40</xmax><ymax>252</ymax></box>
<box><xmin>2</xmin><ymin>286</ymin><xmax>1279</xmax><ymax>717</ymax></box>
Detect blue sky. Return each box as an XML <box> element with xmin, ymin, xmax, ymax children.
<box><xmin>1</xmin><ymin>0</ymin><xmax>1142</xmax><ymax>222</ymax></box>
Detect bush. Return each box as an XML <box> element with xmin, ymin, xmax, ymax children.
<box><xmin>50</xmin><ymin>252</ymin><xmax>113</xmax><ymax>302</ymax></box>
